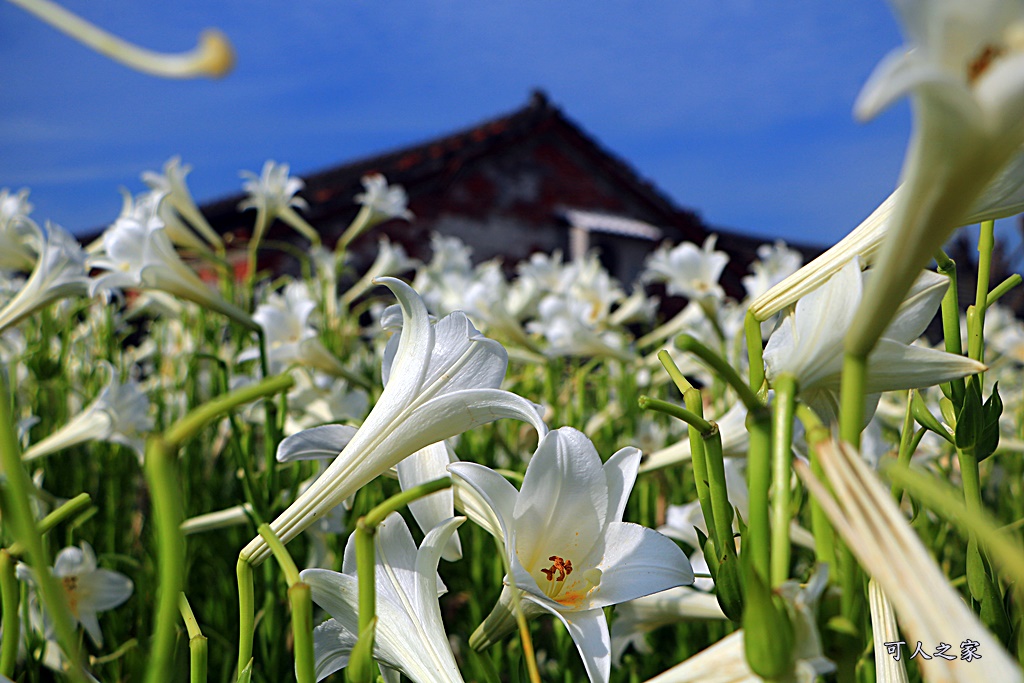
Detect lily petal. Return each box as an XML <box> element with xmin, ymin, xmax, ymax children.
<box><xmin>397</xmin><ymin>441</ymin><xmax>462</xmax><ymax>561</ymax></box>
<box><xmin>276</xmin><ymin>425</ymin><xmax>359</xmax><ymax>462</ymax></box>
<box><xmin>577</xmin><ymin>522</ymin><xmax>694</xmax><ymax>611</ymax></box>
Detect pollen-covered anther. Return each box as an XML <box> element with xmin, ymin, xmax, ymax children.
<box><xmin>968</xmin><ymin>43</ymin><xmax>1006</xmax><ymax>84</ymax></box>
<box><xmin>542</xmin><ymin>555</ymin><xmax>573</xmax><ymax>582</ymax></box>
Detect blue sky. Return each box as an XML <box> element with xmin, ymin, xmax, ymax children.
<box><xmin>1</xmin><ymin>2</ymin><xmax>925</xmax><ymax>246</ymax></box>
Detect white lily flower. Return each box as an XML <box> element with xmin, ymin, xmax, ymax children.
<box><xmin>301</xmin><ymin>513</ymin><xmax>465</xmax><ymax>682</ymax></box>
<box><xmin>449</xmin><ymin>427</ymin><xmax>693</xmax><ymax>683</ymax></box>
<box><xmin>355</xmin><ymin>173</ymin><xmax>413</xmax><ymax>225</ymax></box>
<box><xmin>88</xmin><ymin>197</ymin><xmax>255</xmax><ymax>329</ymax></box>
<box><xmin>241</xmin><ymin>277</ymin><xmax>547</xmax><ymax>565</ymax></box>
<box><xmin>239</xmin><ymin>160</ymin><xmax>308</xmax><ymax>216</ymax></box>
<box><xmin>742</xmin><ymin>241</ymin><xmax>803</xmax><ymax>302</ymax></box>
<box><xmin>763</xmin><ymin>258</ymin><xmax>985</xmax><ymax>423</ymax></box>
<box><xmin>642</xmin><ymin>236</ymin><xmax>729</xmax><ymax>303</ymax></box>
<box><xmin>23</xmin><ymin>361</ymin><xmax>153</xmax><ymax>462</ymax></box>
<box><xmin>848</xmin><ymin>0</ymin><xmax>1024</xmax><ymax>353</ymax></box>
<box><xmin>141</xmin><ymin>157</ymin><xmax>222</xmax><ymax>250</ymax></box>
<box><xmin>0</xmin><ymin>221</ymin><xmax>90</xmax><ymax>335</ymax></box>
<box><xmin>17</xmin><ymin>541</ymin><xmax>133</xmax><ymax>647</ymax></box>
<box><xmin>341</xmin><ymin>236</ymin><xmax>420</xmax><ymax>307</ymax></box>
<box><xmin>0</xmin><ymin>187</ymin><xmax>38</xmax><ymax>271</ymax></box>
<box><xmin>796</xmin><ymin>440</ymin><xmax>1022</xmax><ymax>683</ymax></box>
<box><xmin>239</xmin><ymin>160</ymin><xmax>318</xmax><ymax>244</ymax></box>
<box><xmin>238</xmin><ymin>282</ymin><xmax>347</xmax><ymax>376</ymax></box>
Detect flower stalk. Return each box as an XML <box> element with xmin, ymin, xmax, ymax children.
<box><xmin>0</xmin><ymin>377</ymin><xmax>86</xmax><ymax>683</ymax></box>
<box><xmin>770</xmin><ymin>372</ymin><xmax>797</xmax><ymax>587</ymax></box>
<box><xmin>0</xmin><ymin>550</ymin><xmax>18</xmax><ymax>677</ymax></box>
<box><xmin>179</xmin><ymin>593</ymin><xmax>208</xmax><ymax>683</ymax></box>
<box><xmin>257</xmin><ymin>524</ymin><xmax>314</xmax><ymax>683</ymax></box>
<box><xmin>7</xmin><ymin>0</ymin><xmax>234</xmax><ymax>78</ymax></box>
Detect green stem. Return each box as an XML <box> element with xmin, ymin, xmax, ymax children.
<box><xmin>796</xmin><ymin>405</ymin><xmax>834</xmax><ymax>570</ymax></box>
<box><xmin>143</xmin><ymin>436</ymin><xmax>186</xmax><ymax>683</ymax></box>
<box><xmin>682</xmin><ymin>390</ymin><xmax>715</xmax><ymax>557</ymax></box>
<box><xmin>770</xmin><ymin>373</ymin><xmax>797</xmax><ymax>587</ymax></box>
<box><xmin>236</xmin><ymin>558</ymin><xmax>255</xmax><ymax>676</ymax></box>
<box><xmin>289</xmin><ymin>582</ymin><xmax>316</xmax><ymax>683</ymax></box>
<box><xmin>8</xmin><ymin>492</ymin><xmax>93</xmax><ymax>557</ymax></box>
<box><xmin>257</xmin><ymin>523</ymin><xmax>301</xmax><ymax>587</ymax></box>
<box><xmin>744</xmin><ymin>310</ymin><xmax>765</xmax><ymax>392</ymax></box>
<box><xmin>656</xmin><ymin>349</ymin><xmax>693</xmax><ymax>394</ymax></box>
<box><xmin>0</xmin><ymin>550</ymin><xmax>19</xmax><ymax>677</ymax></box>
<box><xmin>891</xmin><ymin>391</ymin><xmax>927</xmax><ymax>504</ymax></box>
<box><xmin>363</xmin><ymin>477</ymin><xmax>452</xmax><ymax>528</ymax></box>
<box><xmin>987</xmin><ymin>273</ymin><xmax>1022</xmax><ymax>307</ymax></box>
<box><xmin>179</xmin><ymin>593</ymin><xmax>208</xmax><ymax>683</ymax></box>
<box><xmin>164</xmin><ymin>373</ymin><xmax>293</xmax><ymax>448</ymax></box>
<box><xmin>335</xmin><ymin>205</ymin><xmax>374</xmax><ymax>254</ymax></box>
<box><xmin>968</xmin><ymin>220</ymin><xmax>995</xmax><ymax>364</ymax></box>
<box><xmin>0</xmin><ymin>378</ymin><xmax>86</xmax><ymax>682</ymax></box>
<box><xmin>746</xmin><ymin>406</ymin><xmax>772</xmax><ymax>582</ymax></box>
<box><xmin>935</xmin><ymin>251</ymin><xmax>966</xmax><ymax>404</ymax></box>
<box><xmin>637</xmin><ymin>395</ymin><xmax>713</xmax><ymax>434</ymax></box>
<box><xmin>675</xmin><ymin>334</ymin><xmax>762</xmax><ymax>412</ymax></box>
<box><xmin>702</xmin><ymin>423</ymin><xmax>736</xmax><ymax>564</ymax></box>
<box><xmin>838</xmin><ymin>353</ymin><xmax>867</xmax><ymax>449</ymax></box>
<box><xmin>352</xmin><ymin>518</ymin><xmax>377</xmax><ymax>680</ymax></box>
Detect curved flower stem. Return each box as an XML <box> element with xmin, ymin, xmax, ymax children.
<box><xmin>349</xmin><ymin>478</ymin><xmax>457</xmax><ymax>683</ymax></box>
<box><xmin>890</xmin><ymin>391</ymin><xmax>926</xmax><ymax>504</ymax></box>
<box><xmin>675</xmin><ymin>334</ymin><xmax>762</xmax><ymax>412</ymax></box>
<box><xmin>335</xmin><ymin>205</ymin><xmax>373</xmax><ymax>254</ymax></box>
<box><xmin>0</xmin><ymin>378</ymin><xmax>86</xmax><ymax>683</ymax></box>
<box><xmin>968</xmin><ymin>220</ymin><xmax>995</xmax><ymax>365</ymax></box>
<box><xmin>796</xmin><ymin>405</ymin><xmax>834</xmax><ymax>570</ymax></box>
<box><xmin>935</xmin><ymin>250</ymin><xmax>966</xmax><ymax>404</ymax></box>
<box><xmin>6</xmin><ymin>0</ymin><xmax>234</xmax><ymax>78</ymax></box>
<box><xmin>179</xmin><ymin>593</ymin><xmax>208</xmax><ymax>683</ymax></box>
<box><xmin>143</xmin><ymin>436</ymin><xmax>185</xmax><ymax>683</ymax></box>
<box><xmin>8</xmin><ymin>493</ymin><xmax>93</xmax><ymax>557</ymax></box>
<box><xmin>770</xmin><ymin>373</ymin><xmax>797</xmax><ymax>587</ymax></box>
<box><xmin>744</xmin><ymin>310</ymin><xmax>765</xmax><ymax>392</ymax></box>
<box><xmin>0</xmin><ymin>550</ymin><xmax>18</xmax><ymax>677</ymax></box>
<box><xmin>257</xmin><ymin>524</ymin><xmax>314</xmax><ymax>683</ymax></box>
<box><xmin>236</xmin><ymin>558</ymin><xmax>255</xmax><ymax>677</ymax></box>
<box><xmin>988</xmin><ymin>273</ymin><xmax>1022</xmax><ymax>307</ymax></box>
<box><xmin>164</xmin><ymin>373</ymin><xmax>293</xmax><ymax>448</ymax></box>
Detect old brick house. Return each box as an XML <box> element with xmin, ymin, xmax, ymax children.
<box><xmin>201</xmin><ymin>90</ymin><xmax>802</xmax><ymax>297</ymax></box>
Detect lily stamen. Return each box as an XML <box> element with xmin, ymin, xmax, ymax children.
<box><xmin>968</xmin><ymin>44</ymin><xmax>1005</xmax><ymax>83</ymax></box>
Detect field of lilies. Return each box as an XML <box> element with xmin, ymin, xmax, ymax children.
<box><xmin>7</xmin><ymin>1</ymin><xmax>1024</xmax><ymax>683</ymax></box>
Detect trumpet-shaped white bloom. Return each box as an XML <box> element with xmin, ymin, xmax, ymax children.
<box><xmin>642</xmin><ymin>236</ymin><xmax>728</xmax><ymax>303</ymax></box>
<box><xmin>301</xmin><ymin>513</ymin><xmax>465</xmax><ymax>682</ymax></box>
<box><xmin>0</xmin><ymin>221</ymin><xmax>90</xmax><ymax>334</ymax></box>
<box><xmin>23</xmin><ymin>361</ymin><xmax>153</xmax><ymax>462</ymax></box>
<box><xmin>17</xmin><ymin>542</ymin><xmax>133</xmax><ymax>648</ymax></box>
<box><xmin>450</xmin><ymin>427</ymin><xmax>693</xmax><ymax>683</ymax></box>
<box><xmin>238</xmin><ymin>282</ymin><xmax>348</xmax><ymax>376</ymax></box>
<box><xmin>763</xmin><ymin>259</ymin><xmax>985</xmax><ymax>422</ymax></box>
<box><xmin>742</xmin><ymin>241</ymin><xmax>803</xmax><ymax>302</ymax></box>
<box><xmin>242</xmin><ymin>277</ymin><xmax>547</xmax><ymax>565</ymax></box>
<box><xmin>847</xmin><ymin>0</ymin><xmax>1024</xmax><ymax>354</ymax></box>
<box><xmin>355</xmin><ymin>173</ymin><xmax>413</xmax><ymax>224</ymax></box>
<box><xmin>89</xmin><ymin>195</ymin><xmax>254</xmax><ymax>328</ymax></box>
<box><xmin>0</xmin><ymin>187</ymin><xmax>38</xmax><ymax>271</ymax></box>
<box><xmin>141</xmin><ymin>157</ymin><xmax>221</xmax><ymax>251</ymax></box>
<box><xmin>239</xmin><ymin>160</ymin><xmax>308</xmax><ymax>216</ymax></box>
